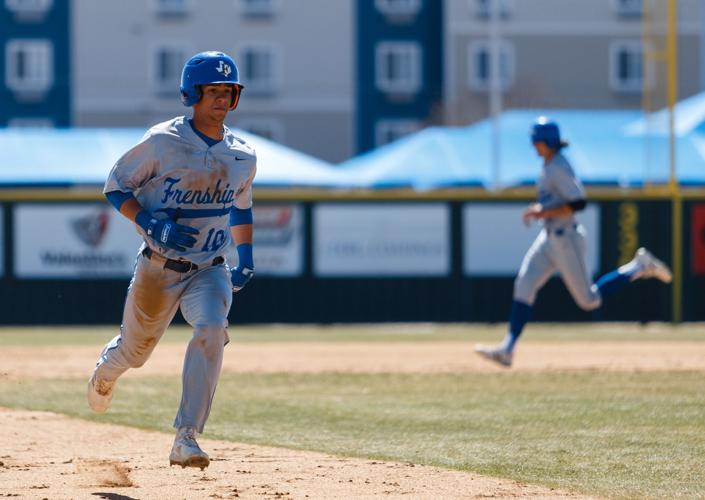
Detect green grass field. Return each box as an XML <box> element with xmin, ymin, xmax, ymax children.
<box><xmin>1</xmin><ymin>324</ymin><xmax>704</xmax><ymax>499</ymax></box>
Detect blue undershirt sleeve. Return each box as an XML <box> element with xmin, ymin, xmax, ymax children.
<box><xmin>105</xmin><ymin>190</ymin><xmax>135</xmax><ymax>212</ymax></box>
<box><xmin>229</xmin><ymin>206</ymin><xmax>253</xmax><ymax>226</ymax></box>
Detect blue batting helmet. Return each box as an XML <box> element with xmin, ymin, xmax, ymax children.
<box><xmin>180</xmin><ymin>51</ymin><xmax>243</xmax><ymax>109</ymax></box>
<box><xmin>530</xmin><ymin>116</ymin><xmax>565</xmax><ymax>150</ymax></box>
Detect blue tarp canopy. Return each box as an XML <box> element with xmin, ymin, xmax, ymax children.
<box><xmin>0</xmin><ymin>127</ymin><xmax>345</xmax><ymax>188</ymax></box>
<box><xmin>338</xmin><ymin>92</ymin><xmax>705</xmax><ymax>189</ymax></box>
<box><xmin>3</xmin><ymin>93</ymin><xmax>705</xmax><ymax>190</ymax></box>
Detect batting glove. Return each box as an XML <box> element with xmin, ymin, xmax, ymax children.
<box><xmin>230</xmin><ymin>266</ymin><xmax>254</xmax><ymax>293</ymax></box>
<box><xmin>231</xmin><ymin>242</ymin><xmax>254</xmax><ymax>292</ymax></box>
<box><xmin>135</xmin><ymin>211</ymin><xmax>199</xmax><ymax>252</ymax></box>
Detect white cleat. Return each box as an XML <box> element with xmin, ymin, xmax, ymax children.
<box><xmin>87</xmin><ymin>372</ymin><xmax>115</xmax><ymax>414</ymax></box>
<box><xmin>474</xmin><ymin>344</ymin><xmax>513</xmax><ymax>368</ymax></box>
<box><xmin>634</xmin><ymin>247</ymin><xmax>672</xmax><ymax>283</ymax></box>
<box><xmin>169</xmin><ymin>427</ymin><xmax>210</xmax><ymax>471</ymax></box>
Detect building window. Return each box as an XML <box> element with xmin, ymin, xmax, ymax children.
<box><xmin>610</xmin><ymin>41</ymin><xmax>647</xmax><ymax>93</ymax></box>
<box><xmin>613</xmin><ymin>0</ymin><xmax>642</xmax><ymax>17</ymax></box>
<box><xmin>239</xmin><ymin>44</ymin><xmax>277</xmax><ymax>95</ymax></box>
<box><xmin>5</xmin><ymin>0</ymin><xmax>53</xmax><ymax>17</ymax></box>
<box><xmin>152</xmin><ymin>44</ymin><xmax>190</xmax><ymax>94</ymax></box>
<box><xmin>375</xmin><ymin>42</ymin><xmax>422</xmax><ymax>94</ymax></box>
<box><xmin>238</xmin><ymin>119</ymin><xmax>284</xmax><ymax>142</ymax></box>
<box><xmin>240</xmin><ymin>0</ymin><xmax>276</xmax><ymax>17</ymax></box>
<box><xmin>467</xmin><ymin>40</ymin><xmax>514</xmax><ymax>91</ymax></box>
<box><xmin>5</xmin><ymin>39</ymin><xmax>53</xmax><ymax>93</ymax></box>
<box><xmin>375</xmin><ymin>0</ymin><xmax>421</xmax><ymax>16</ymax></box>
<box><xmin>8</xmin><ymin>117</ymin><xmax>54</xmax><ymax>127</ymax></box>
<box><xmin>375</xmin><ymin>119</ymin><xmax>421</xmax><ymax>147</ymax></box>
<box><xmin>154</xmin><ymin>0</ymin><xmax>189</xmax><ymax>16</ymax></box>
<box><xmin>475</xmin><ymin>0</ymin><xmax>511</xmax><ymax>18</ymax></box>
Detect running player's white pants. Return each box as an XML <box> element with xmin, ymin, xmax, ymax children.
<box><xmin>95</xmin><ymin>251</ymin><xmax>232</xmax><ymax>433</ymax></box>
<box><xmin>513</xmin><ymin>225</ymin><xmax>602</xmax><ymax>311</ymax></box>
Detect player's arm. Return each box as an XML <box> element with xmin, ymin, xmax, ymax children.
<box><xmin>523</xmin><ymin>200</ymin><xmax>585</xmax><ymax>224</ymax></box>
<box><xmin>105</xmin><ymin>190</ymin><xmax>198</xmax><ymax>252</ymax></box>
<box><xmin>229</xmin><ymin>206</ymin><xmax>254</xmax><ymax>293</ymax></box>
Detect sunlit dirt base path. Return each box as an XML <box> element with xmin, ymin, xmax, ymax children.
<box><xmin>0</xmin><ymin>408</ymin><xmax>592</xmax><ymax>500</ymax></box>
<box><xmin>1</xmin><ymin>342</ymin><xmax>704</xmax><ymax>379</ymax></box>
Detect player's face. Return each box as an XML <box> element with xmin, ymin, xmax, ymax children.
<box><xmin>194</xmin><ymin>84</ymin><xmax>237</xmax><ymax>120</ymax></box>
<box><xmin>533</xmin><ymin>141</ymin><xmax>553</xmax><ymax>159</ymax></box>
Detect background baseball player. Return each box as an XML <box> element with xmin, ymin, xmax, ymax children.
<box><xmin>87</xmin><ymin>51</ymin><xmax>256</xmax><ymax>470</ymax></box>
<box><xmin>475</xmin><ymin>117</ymin><xmax>672</xmax><ymax>368</ymax></box>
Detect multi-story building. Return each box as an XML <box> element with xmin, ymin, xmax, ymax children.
<box><xmin>2</xmin><ymin>0</ymin><xmax>703</xmax><ymax>161</ymax></box>
<box><xmin>0</xmin><ymin>0</ymin><xmax>71</xmax><ymax>127</ymax></box>
<box><xmin>355</xmin><ymin>0</ymin><xmax>444</xmax><ymax>153</ymax></box>
<box><xmin>444</xmin><ymin>0</ymin><xmax>703</xmax><ymax>125</ymax></box>
<box><xmin>71</xmin><ymin>0</ymin><xmax>355</xmax><ymax>162</ymax></box>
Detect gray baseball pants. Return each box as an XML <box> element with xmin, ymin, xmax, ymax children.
<box><xmin>513</xmin><ymin>225</ymin><xmax>602</xmax><ymax>311</ymax></box>
<box><xmin>95</xmin><ymin>251</ymin><xmax>232</xmax><ymax>433</ymax></box>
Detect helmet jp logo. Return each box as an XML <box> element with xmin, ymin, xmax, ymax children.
<box><xmin>216</xmin><ymin>61</ymin><xmax>231</xmax><ymax>77</ymax></box>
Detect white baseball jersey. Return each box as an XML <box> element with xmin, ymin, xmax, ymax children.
<box><xmin>104</xmin><ymin>116</ymin><xmax>256</xmax><ymax>266</ymax></box>
<box><xmin>536</xmin><ymin>152</ymin><xmax>585</xmax><ymax>230</ymax></box>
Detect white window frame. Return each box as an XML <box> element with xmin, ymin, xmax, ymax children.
<box><xmin>375</xmin><ymin>41</ymin><xmax>422</xmax><ymax>94</ymax></box>
<box><xmin>153</xmin><ymin>0</ymin><xmax>190</xmax><ymax>15</ymax></box>
<box><xmin>238</xmin><ymin>118</ymin><xmax>285</xmax><ymax>143</ymax></box>
<box><xmin>150</xmin><ymin>42</ymin><xmax>191</xmax><ymax>95</ymax></box>
<box><xmin>5</xmin><ymin>0</ymin><xmax>53</xmax><ymax>15</ymax></box>
<box><xmin>467</xmin><ymin>40</ymin><xmax>514</xmax><ymax>92</ymax></box>
<box><xmin>474</xmin><ymin>0</ymin><xmax>511</xmax><ymax>18</ymax></box>
<box><xmin>5</xmin><ymin>39</ymin><xmax>53</xmax><ymax>93</ymax></box>
<box><xmin>375</xmin><ymin>0</ymin><xmax>421</xmax><ymax>16</ymax></box>
<box><xmin>375</xmin><ymin>119</ymin><xmax>421</xmax><ymax>147</ymax></box>
<box><xmin>239</xmin><ymin>0</ymin><xmax>278</xmax><ymax>17</ymax></box>
<box><xmin>237</xmin><ymin>43</ymin><xmax>279</xmax><ymax>95</ymax></box>
<box><xmin>612</xmin><ymin>0</ymin><xmax>642</xmax><ymax>17</ymax></box>
<box><xmin>609</xmin><ymin>40</ymin><xmax>649</xmax><ymax>93</ymax></box>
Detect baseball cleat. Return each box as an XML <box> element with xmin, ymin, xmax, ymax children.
<box><xmin>634</xmin><ymin>247</ymin><xmax>672</xmax><ymax>283</ymax></box>
<box><xmin>169</xmin><ymin>427</ymin><xmax>210</xmax><ymax>471</ymax></box>
<box><xmin>87</xmin><ymin>372</ymin><xmax>116</xmax><ymax>414</ymax></box>
<box><xmin>474</xmin><ymin>344</ymin><xmax>513</xmax><ymax>368</ymax></box>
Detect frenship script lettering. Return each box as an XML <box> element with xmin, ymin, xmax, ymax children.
<box><xmin>161</xmin><ymin>177</ymin><xmax>235</xmax><ymax>207</ymax></box>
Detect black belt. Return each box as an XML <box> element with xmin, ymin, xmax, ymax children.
<box><xmin>142</xmin><ymin>247</ymin><xmax>224</xmax><ymax>273</ymax></box>
<box><xmin>548</xmin><ymin>223</ymin><xmax>578</xmax><ymax>236</ymax></box>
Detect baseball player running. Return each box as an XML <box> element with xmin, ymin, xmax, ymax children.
<box><xmin>87</xmin><ymin>51</ymin><xmax>256</xmax><ymax>470</ymax></box>
<box><xmin>475</xmin><ymin>117</ymin><xmax>672</xmax><ymax>368</ymax></box>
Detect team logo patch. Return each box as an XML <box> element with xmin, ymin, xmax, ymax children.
<box><xmin>216</xmin><ymin>61</ymin><xmax>231</xmax><ymax>77</ymax></box>
<box><xmin>71</xmin><ymin>208</ymin><xmax>110</xmax><ymax>248</ymax></box>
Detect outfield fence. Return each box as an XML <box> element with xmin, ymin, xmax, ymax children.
<box><xmin>0</xmin><ymin>187</ymin><xmax>701</xmax><ymax>325</ymax></box>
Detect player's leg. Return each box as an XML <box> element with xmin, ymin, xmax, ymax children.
<box><xmin>475</xmin><ymin>231</ymin><xmax>556</xmax><ymax>366</ymax></box>
<box><xmin>551</xmin><ymin>226</ymin><xmax>602</xmax><ymax>311</ymax></box>
<box><xmin>88</xmin><ymin>252</ymin><xmax>181</xmax><ymax>413</ymax></box>
<box><xmin>595</xmin><ymin>247</ymin><xmax>672</xmax><ymax>299</ymax></box>
<box><xmin>170</xmin><ymin>264</ymin><xmax>232</xmax><ymax>469</ymax></box>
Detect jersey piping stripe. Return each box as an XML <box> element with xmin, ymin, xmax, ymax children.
<box><xmin>154</xmin><ymin>207</ymin><xmax>231</xmax><ymax>219</ymax></box>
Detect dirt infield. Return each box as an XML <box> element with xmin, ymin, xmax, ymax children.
<box><xmin>0</xmin><ymin>408</ymin><xmax>594</xmax><ymax>500</ymax></box>
<box><xmin>2</xmin><ymin>339</ymin><xmax>702</xmax><ymax>499</ymax></box>
<box><xmin>0</xmin><ymin>341</ymin><xmax>704</xmax><ymax>380</ymax></box>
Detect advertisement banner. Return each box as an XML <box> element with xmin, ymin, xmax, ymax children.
<box><xmin>15</xmin><ymin>204</ymin><xmax>143</xmax><ymax>278</ymax></box>
<box><xmin>463</xmin><ymin>203</ymin><xmax>600</xmax><ymax>276</ymax></box>
<box><xmin>691</xmin><ymin>203</ymin><xmax>705</xmax><ymax>275</ymax></box>
<box><xmin>252</xmin><ymin>204</ymin><xmax>303</xmax><ymax>276</ymax></box>
<box><xmin>314</xmin><ymin>203</ymin><xmax>450</xmax><ymax>277</ymax></box>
